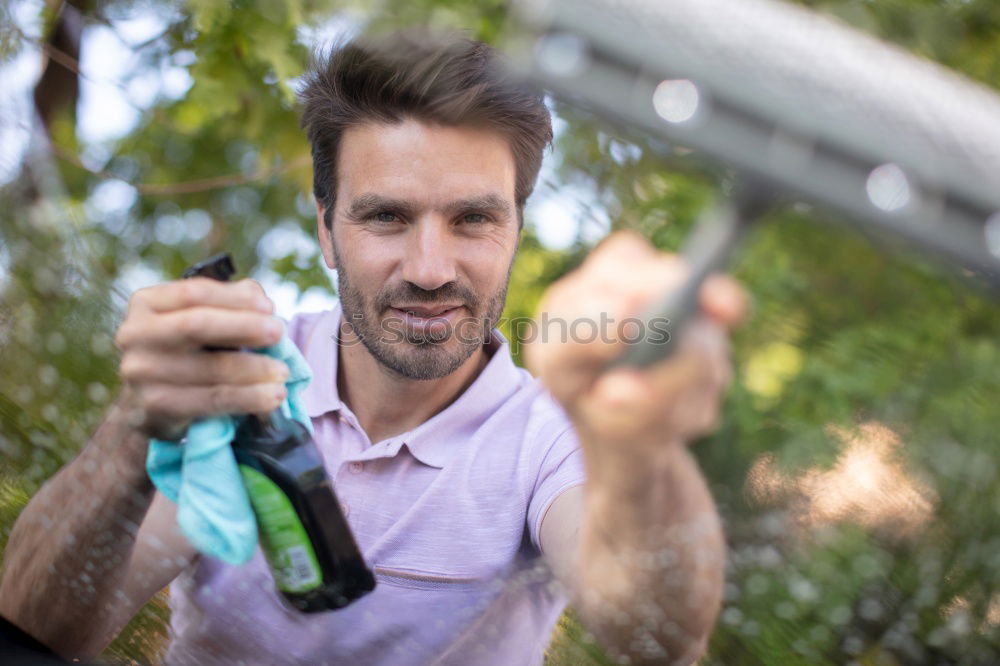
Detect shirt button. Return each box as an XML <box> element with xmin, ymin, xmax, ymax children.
<box><xmin>340</xmin><ymin>502</ymin><xmax>350</xmax><ymax>517</ymax></box>
<box><xmin>349</xmin><ymin>462</ymin><xmax>364</xmax><ymax>474</ymax></box>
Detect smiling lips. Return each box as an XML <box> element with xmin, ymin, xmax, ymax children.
<box><xmin>388</xmin><ymin>304</ymin><xmax>465</xmax><ymax>338</ymax></box>
<box><xmin>393</xmin><ymin>304</ymin><xmax>462</xmax><ymax>318</ymax></box>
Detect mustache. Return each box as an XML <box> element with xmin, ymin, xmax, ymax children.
<box><xmin>375</xmin><ymin>282</ymin><xmax>480</xmax><ymax>309</ymax></box>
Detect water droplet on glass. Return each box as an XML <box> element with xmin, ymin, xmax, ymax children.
<box><xmin>38</xmin><ymin>364</ymin><xmax>58</xmax><ymax>387</ymax></box>
<box><xmin>866</xmin><ymin>163</ymin><xmax>912</xmax><ymax>212</ymax></box>
<box><xmin>87</xmin><ymin>382</ymin><xmax>110</xmax><ymax>404</ymax></box>
<box><xmin>652</xmin><ymin>79</ymin><xmax>700</xmax><ymax>124</ymax></box>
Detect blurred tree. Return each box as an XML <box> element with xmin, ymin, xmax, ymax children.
<box><xmin>1</xmin><ymin>0</ymin><xmax>999</xmax><ymax>664</ymax></box>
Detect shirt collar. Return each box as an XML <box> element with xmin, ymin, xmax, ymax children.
<box><xmin>299</xmin><ymin>303</ymin><xmax>347</xmax><ymax>420</ymax></box>
<box><xmin>298</xmin><ymin>302</ymin><xmax>528</xmax><ymax>468</ymax></box>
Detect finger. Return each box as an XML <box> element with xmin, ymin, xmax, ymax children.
<box><xmin>585</xmin><ymin>368</ymin><xmax>720</xmax><ymax>444</ymax></box>
<box><xmin>121</xmin><ymin>350</ymin><xmax>290</xmax><ymax>386</ymax></box>
<box><xmin>130</xmin><ymin>382</ymin><xmax>288</xmax><ymax>425</ymax></box>
<box><xmin>590</xmin><ymin>234</ymin><xmax>747</xmax><ymax>331</ymax></box>
<box><xmin>651</xmin><ymin>319</ymin><xmax>731</xmax><ymax>436</ymax></box>
<box><xmin>116</xmin><ymin>308</ymin><xmax>283</xmax><ymax>350</ymax></box>
<box><xmin>653</xmin><ymin>317</ymin><xmax>731</xmax><ymax>395</ymax></box>
<box><xmin>585</xmin><ymin>318</ymin><xmax>730</xmax><ymax>435</ymax></box>
<box><xmin>593</xmin><ymin>348</ymin><xmax>708</xmax><ymax>419</ymax></box>
<box><xmin>527</xmin><ymin>254</ymin><xmax>685</xmax><ymax>391</ymax></box>
<box><xmin>699</xmin><ymin>273</ymin><xmax>749</xmax><ymax>329</ymax></box>
<box><xmin>585</xmin><ymin>230</ymin><xmax>659</xmax><ymax>268</ymax></box>
<box><xmin>132</xmin><ymin>278</ymin><xmax>273</xmax><ymax>315</ymax></box>
<box><xmin>677</xmin><ymin>317</ymin><xmax>731</xmax><ymax>374</ymax></box>
<box><xmin>529</xmin><ymin>231</ymin><xmax>729</xmax><ymax>407</ymax></box>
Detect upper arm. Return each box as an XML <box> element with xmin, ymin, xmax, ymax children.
<box><xmin>539</xmin><ymin>485</ymin><xmax>585</xmax><ymax>589</ymax></box>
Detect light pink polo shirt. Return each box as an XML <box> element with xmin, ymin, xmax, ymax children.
<box><xmin>165</xmin><ymin>304</ymin><xmax>586</xmax><ymax>665</ymax></box>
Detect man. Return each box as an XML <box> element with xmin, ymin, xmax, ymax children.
<box><xmin>0</xmin><ymin>33</ymin><xmax>744</xmax><ymax>665</ymax></box>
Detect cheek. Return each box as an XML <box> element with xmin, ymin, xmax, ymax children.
<box><xmin>339</xmin><ymin>232</ymin><xmax>399</xmax><ymax>278</ymax></box>
<box><xmin>463</xmin><ymin>241</ymin><xmax>516</xmax><ymax>288</ymax></box>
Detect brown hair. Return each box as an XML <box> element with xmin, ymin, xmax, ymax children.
<box><xmin>298</xmin><ymin>32</ymin><xmax>553</xmax><ymax>229</ymax></box>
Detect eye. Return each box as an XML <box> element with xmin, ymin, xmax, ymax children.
<box><xmin>461</xmin><ymin>213</ymin><xmax>488</xmax><ymax>224</ymax></box>
<box><xmin>372</xmin><ymin>211</ymin><xmax>399</xmax><ymax>223</ymax></box>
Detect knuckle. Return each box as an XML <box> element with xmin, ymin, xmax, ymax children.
<box><xmin>176</xmin><ymin>310</ymin><xmax>204</xmax><ymax>340</ymax></box>
<box><xmin>129</xmin><ymin>287</ymin><xmax>151</xmax><ymax>310</ymax></box>
<box><xmin>114</xmin><ymin>318</ymin><xmax>146</xmax><ymax>350</ymax></box>
<box><xmin>241</xmin><ymin>279</ymin><xmax>266</xmax><ymax>299</ymax></box>
<box><xmin>119</xmin><ymin>354</ymin><xmax>145</xmax><ymax>382</ymax></box>
<box><xmin>176</xmin><ymin>279</ymin><xmax>209</xmax><ymax>306</ymax></box>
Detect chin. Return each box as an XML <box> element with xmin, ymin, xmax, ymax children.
<box><xmin>380</xmin><ymin>341</ymin><xmax>477</xmax><ymax>381</ymax></box>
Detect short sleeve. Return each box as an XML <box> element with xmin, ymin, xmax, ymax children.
<box><xmin>526</xmin><ymin>425</ymin><xmax>587</xmax><ymax>551</ymax></box>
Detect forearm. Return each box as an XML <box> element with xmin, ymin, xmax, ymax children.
<box><xmin>574</xmin><ymin>440</ymin><xmax>725</xmax><ymax>665</ymax></box>
<box><xmin>0</xmin><ymin>397</ymin><xmax>155</xmax><ymax>657</ymax></box>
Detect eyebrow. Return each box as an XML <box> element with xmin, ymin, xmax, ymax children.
<box><xmin>443</xmin><ymin>194</ymin><xmax>514</xmax><ymax>219</ymax></box>
<box><xmin>345</xmin><ymin>193</ymin><xmax>514</xmax><ymax>221</ymax></box>
<box><xmin>346</xmin><ymin>194</ymin><xmax>415</xmax><ymax>220</ymax></box>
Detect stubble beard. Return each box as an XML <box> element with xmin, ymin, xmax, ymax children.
<box><xmin>332</xmin><ymin>240</ymin><xmax>514</xmax><ymax>380</ymax></box>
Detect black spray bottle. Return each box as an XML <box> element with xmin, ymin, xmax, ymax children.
<box><xmin>183</xmin><ymin>253</ymin><xmax>376</xmax><ymax>612</ymax></box>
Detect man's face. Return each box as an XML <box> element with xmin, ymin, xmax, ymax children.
<box><xmin>318</xmin><ymin>118</ymin><xmax>520</xmax><ymax>380</ymax></box>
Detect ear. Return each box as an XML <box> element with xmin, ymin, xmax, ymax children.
<box><xmin>316</xmin><ymin>200</ymin><xmax>336</xmax><ymax>270</ymax></box>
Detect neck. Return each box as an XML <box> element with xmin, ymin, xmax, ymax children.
<box><xmin>336</xmin><ymin>321</ymin><xmax>490</xmax><ymax>444</ymax></box>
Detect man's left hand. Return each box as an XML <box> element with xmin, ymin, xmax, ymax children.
<box><xmin>525</xmin><ymin>231</ymin><xmax>748</xmax><ymax>461</ymax></box>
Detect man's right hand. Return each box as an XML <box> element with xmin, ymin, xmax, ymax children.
<box><xmin>0</xmin><ymin>279</ymin><xmax>272</xmax><ymax>657</ymax></box>
<box><xmin>115</xmin><ymin>277</ymin><xmax>290</xmax><ymax>441</ymax></box>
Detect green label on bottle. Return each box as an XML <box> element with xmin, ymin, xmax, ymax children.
<box><xmin>239</xmin><ymin>464</ymin><xmax>322</xmax><ymax>593</ymax></box>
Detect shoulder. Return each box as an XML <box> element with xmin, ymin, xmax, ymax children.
<box><xmin>458</xmin><ymin>363</ymin><xmax>581</xmax><ymax>486</ymax></box>
<box><xmin>523</xmin><ymin>377</ymin><xmax>577</xmax><ymax>443</ymax></box>
<box><xmin>491</xmin><ymin>375</ymin><xmax>584</xmax><ymax>485</ymax></box>
<box><xmin>484</xmin><ymin>369</ymin><xmax>577</xmax><ymax>446</ymax></box>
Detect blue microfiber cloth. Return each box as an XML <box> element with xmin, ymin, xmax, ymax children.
<box><xmin>146</xmin><ymin>334</ymin><xmax>314</xmax><ymax>565</ymax></box>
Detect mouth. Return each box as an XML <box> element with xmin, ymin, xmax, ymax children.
<box><xmin>390</xmin><ymin>304</ymin><xmax>463</xmax><ymax>318</ymax></box>
<box><xmin>387</xmin><ymin>304</ymin><xmax>465</xmax><ymax>339</ymax></box>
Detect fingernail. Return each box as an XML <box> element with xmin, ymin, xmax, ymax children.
<box><xmin>256</xmin><ymin>297</ymin><xmax>273</xmax><ymax>313</ymax></box>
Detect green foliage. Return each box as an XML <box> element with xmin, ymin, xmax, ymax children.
<box><xmin>2</xmin><ymin>0</ymin><xmax>1000</xmax><ymax>664</ymax></box>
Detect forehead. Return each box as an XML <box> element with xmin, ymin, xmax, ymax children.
<box><xmin>335</xmin><ymin>119</ymin><xmax>516</xmax><ymax>207</ymax></box>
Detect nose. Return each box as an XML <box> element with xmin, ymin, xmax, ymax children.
<box><xmin>399</xmin><ymin>217</ymin><xmax>458</xmax><ymax>291</ymax></box>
